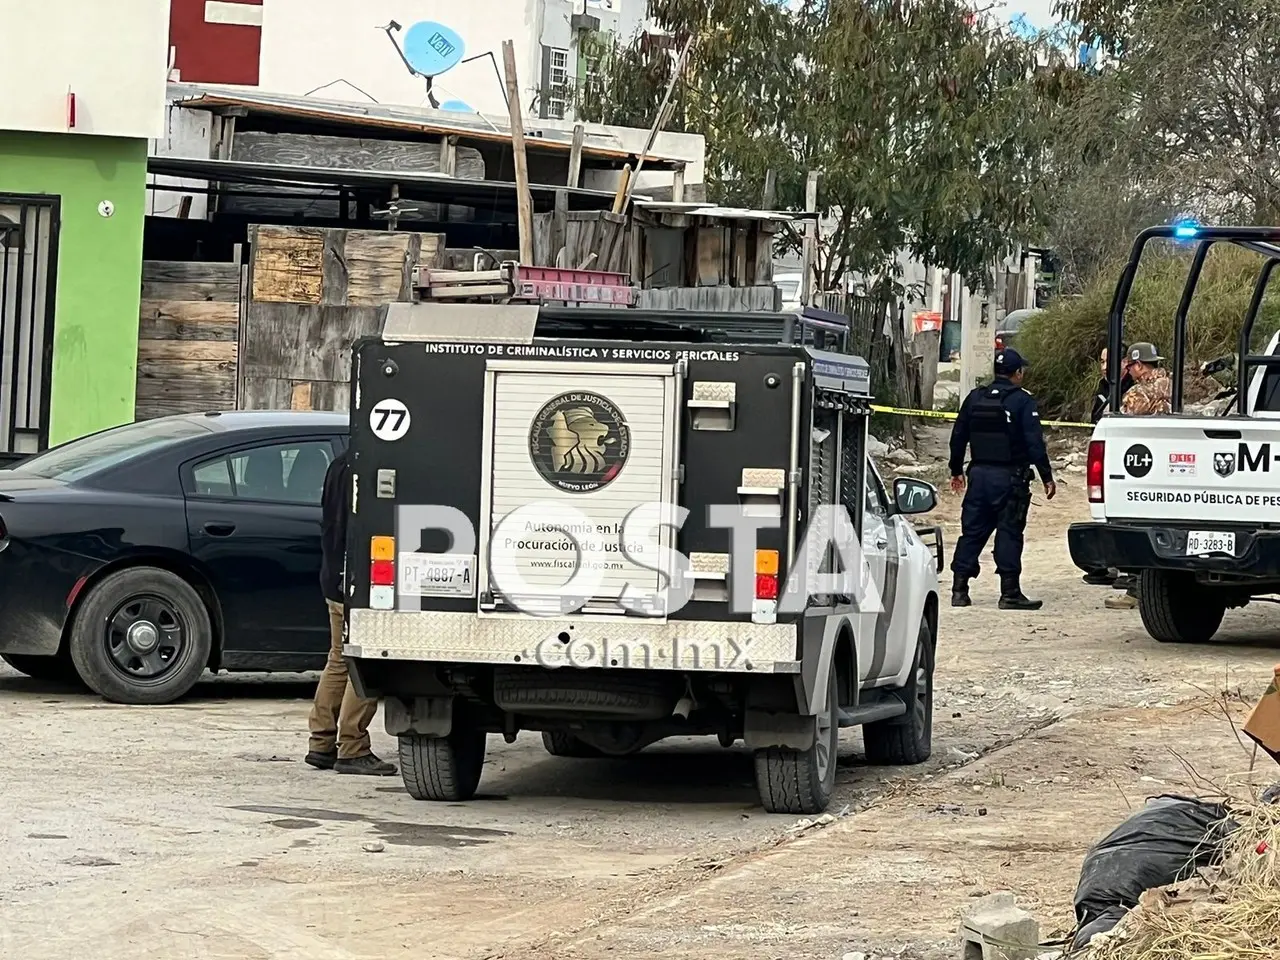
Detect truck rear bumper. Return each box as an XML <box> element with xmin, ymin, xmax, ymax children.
<box><xmin>1068</xmin><ymin>521</ymin><xmax>1280</xmax><ymax>578</ymax></box>
<box><xmin>346</xmin><ymin>609</ymin><xmax>801</xmax><ymax>674</ymax></box>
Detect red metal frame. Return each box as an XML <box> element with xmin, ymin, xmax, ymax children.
<box><xmin>510</xmin><ymin>265</ymin><xmax>636</xmax><ymax>305</ymax></box>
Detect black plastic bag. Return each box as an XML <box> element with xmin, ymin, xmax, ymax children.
<box><xmin>1071</xmin><ymin>794</ymin><xmax>1237</xmax><ymax>949</ymax></box>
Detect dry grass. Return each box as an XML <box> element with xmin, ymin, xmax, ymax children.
<box><xmin>1083</xmin><ymin>797</ymin><xmax>1280</xmax><ymax>960</ymax></box>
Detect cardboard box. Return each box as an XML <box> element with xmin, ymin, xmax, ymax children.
<box><xmin>1244</xmin><ymin>665</ymin><xmax>1280</xmax><ymax>766</ymax></box>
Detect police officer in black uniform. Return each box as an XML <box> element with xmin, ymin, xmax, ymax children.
<box><xmin>948</xmin><ymin>348</ymin><xmax>1056</xmax><ymax>609</ymax></box>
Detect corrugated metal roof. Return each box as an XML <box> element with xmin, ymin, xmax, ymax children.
<box><xmin>167</xmin><ymin>83</ymin><xmax>689</xmax><ymax>167</ymax></box>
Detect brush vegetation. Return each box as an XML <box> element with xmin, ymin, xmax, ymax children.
<box><xmin>1016</xmin><ymin>245</ymin><xmax>1280</xmax><ymax>420</ymax></box>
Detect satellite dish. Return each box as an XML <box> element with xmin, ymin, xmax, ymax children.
<box><xmin>439</xmin><ymin>99</ymin><xmax>474</xmax><ymax>113</ymax></box>
<box><xmin>402</xmin><ymin>21</ymin><xmax>466</xmax><ymax>78</ymax></box>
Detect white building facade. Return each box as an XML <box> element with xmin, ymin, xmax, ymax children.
<box><xmin>169</xmin><ymin>0</ymin><xmax>647</xmax><ymax>120</ymax></box>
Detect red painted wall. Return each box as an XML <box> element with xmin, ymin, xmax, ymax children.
<box><xmin>169</xmin><ymin>0</ymin><xmax>263</xmax><ymax>85</ymax></box>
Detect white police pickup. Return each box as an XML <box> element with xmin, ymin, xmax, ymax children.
<box><xmin>1069</xmin><ymin>330</ymin><xmax>1280</xmax><ymax>644</ymax></box>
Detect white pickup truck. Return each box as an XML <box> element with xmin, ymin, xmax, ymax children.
<box><xmin>1068</xmin><ymin>224</ymin><xmax>1280</xmax><ymax>643</ymax></box>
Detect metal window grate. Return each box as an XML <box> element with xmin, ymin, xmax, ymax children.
<box><xmin>0</xmin><ymin>196</ymin><xmax>59</xmax><ymax>455</ymax></box>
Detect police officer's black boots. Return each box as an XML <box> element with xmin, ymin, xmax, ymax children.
<box><xmin>951</xmin><ymin>576</ymin><xmax>972</xmax><ymax>607</ymax></box>
<box><xmin>998</xmin><ymin>575</ymin><xmax>1043</xmax><ymax>611</ymax></box>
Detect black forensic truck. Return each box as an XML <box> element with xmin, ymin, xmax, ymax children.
<box><xmin>341</xmin><ymin>284</ymin><xmax>943</xmax><ymax>814</ymax></box>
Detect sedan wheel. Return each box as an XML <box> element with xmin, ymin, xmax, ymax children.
<box><xmin>70</xmin><ymin>567</ymin><xmax>212</xmax><ymax>705</ymax></box>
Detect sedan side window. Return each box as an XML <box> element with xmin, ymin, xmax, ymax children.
<box><xmin>190</xmin><ymin>441</ymin><xmax>333</xmax><ymax>505</ymax></box>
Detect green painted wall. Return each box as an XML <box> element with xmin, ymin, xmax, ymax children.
<box><xmin>0</xmin><ymin>130</ymin><xmax>147</xmax><ymax>446</ymax></box>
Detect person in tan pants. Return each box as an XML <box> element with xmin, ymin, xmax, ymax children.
<box><xmin>305</xmin><ymin>448</ymin><xmax>396</xmax><ymax>776</ymax></box>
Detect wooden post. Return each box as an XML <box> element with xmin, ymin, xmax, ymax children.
<box><xmin>621</xmin><ymin>33</ymin><xmax>696</xmax><ymax>210</ymax></box>
<box><xmin>671</xmin><ymin>163</ymin><xmax>686</xmax><ymax>202</ymax></box>
<box><xmin>612</xmin><ymin>164</ymin><xmax>632</xmax><ymax>215</ymax></box>
<box><xmin>501</xmin><ymin>39</ymin><xmax>535</xmax><ymax>265</ymax></box>
<box><xmin>440</xmin><ymin>135</ymin><xmax>458</xmax><ymax>177</ymax></box>
<box><xmin>762</xmin><ymin>169</ymin><xmax>777</xmax><ymax>208</ymax></box>
<box><xmin>799</xmin><ymin>170</ymin><xmax>819</xmax><ymax>307</ymax></box>
<box><xmin>551</xmin><ymin>189</ymin><xmax>568</xmax><ymax>267</ymax></box>
<box><xmin>567</xmin><ymin>123</ymin><xmax>585</xmax><ymax>188</ymax></box>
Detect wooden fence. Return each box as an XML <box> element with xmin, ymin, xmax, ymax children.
<box><xmin>135</xmin><ymin>260</ymin><xmax>243</xmax><ymax>420</ymax></box>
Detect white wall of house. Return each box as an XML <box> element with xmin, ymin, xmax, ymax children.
<box><xmin>0</xmin><ymin>0</ymin><xmax>170</xmax><ymax>137</ymax></box>
<box><xmin>248</xmin><ymin>0</ymin><xmax>643</xmax><ymax>121</ymax></box>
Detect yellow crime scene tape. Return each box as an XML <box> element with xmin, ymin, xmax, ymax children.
<box><xmin>869</xmin><ymin>404</ymin><xmax>1094</xmax><ymax>430</ymax></box>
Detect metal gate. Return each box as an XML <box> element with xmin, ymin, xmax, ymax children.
<box><xmin>0</xmin><ymin>195</ymin><xmax>59</xmax><ymax>456</ymax></box>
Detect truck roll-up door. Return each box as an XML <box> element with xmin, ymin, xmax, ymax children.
<box><xmin>480</xmin><ymin>362</ymin><xmax>681</xmax><ymax>616</ymax></box>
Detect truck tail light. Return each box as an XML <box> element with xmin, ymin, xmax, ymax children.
<box><xmin>369</xmin><ymin>536</ymin><xmax>397</xmax><ymax>610</ymax></box>
<box><xmin>1087</xmin><ymin>440</ymin><xmax>1105</xmax><ymax>502</ymax></box>
<box><xmin>752</xmin><ymin>549</ymin><xmax>780</xmax><ymax>625</ymax></box>
<box><xmin>371</xmin><ymin>535</ymin><xmax>395</xmax><ymax>561</ymax></box>
<box><xmin>755</xmin><ymin>549</ymin><xmax>779</xmax><ymax>600</ymax></box>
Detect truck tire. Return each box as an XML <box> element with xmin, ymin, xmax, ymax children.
<box><xmin>1138</xmin><ymin>570</ymin><xmax>1225</xmax><ymax>644</ymax></box>
<box><xmin>398</xmin><ymin>728</ymin><xmax>487</xmax><ymax>802</ymax></box>
<box><xmin>68</xmin><ymin>567</ymin><xmax>212</xmax><ymax>705</ymax></box>
<box><xmin>541</xmin><ymin>731</ymin><xmax>604</xmax><ymax>758</ymax></box>
<box><xmin>753</xmin><ymin>662</ymin><xmax>839</xmax><ymax>815</ymax></box>
<box><xmin>1</xmin><ymin>652</ymin><xmax>83</xmax><ymax>686</ymax></box>
<box><xmin>493</xmin><ymin>667</ymin><xmax>674</xmax><ymax>719</ymax></box>
<box><xmin>863</xmin><ymin>619</ymin><xmax>934</xmax><ymax>766</ymax></box>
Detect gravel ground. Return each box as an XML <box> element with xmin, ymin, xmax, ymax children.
<box><xmin>2</xmin><ymin>468</ymin><xmax>1278</xmax><ymax>960</ymax></box>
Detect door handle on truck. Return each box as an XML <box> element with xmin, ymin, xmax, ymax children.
<box><xmin>203</xmin><ymin>522</ymin><xmax>236</xmax><ymax>537</ymax></box>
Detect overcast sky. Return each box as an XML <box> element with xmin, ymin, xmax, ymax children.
<box><xmin>1003</xmin><ymin>0</ymin><xmax>1061</xmax><ymax>28</ymax></box>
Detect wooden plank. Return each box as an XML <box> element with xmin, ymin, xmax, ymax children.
<box><xmin>502</xmin><ymin>39</ymin><xmax>535</xmax><ymax>265</ymax></box>
<box><xmin>142</xmin><ymin>261</ymin><xmax>241</xmax><ymax>284</ymax></box>
<box><xmin>290</xmin><ymin>382</ymin><xmax>314</xmax><ymax>410</ymax></box>
<box><xmin>240</xmin><ymin>377</ymin><xmax>291</xmax><ymax>411</ymax></box>
<box><xmin>321</xmin><ymin>230</ymin><xmax>350</xmax><ymax>305</ymax></box>
<box><xmin>310</xmin><ymin>379</ymin><xmax>351</xmax><ymax>412</ymax></box>
<box><xmin>137</xmin><ymin>340</ymin><xmax>238</xmax><ymax>363</ymax></box>
<box><xmin>141</xmin><ymin>279</ymin><xmax>240</xmax><ymax>302</ymax></box>
<box><xmin>241</xmin><ymin>303</ymin><xmax>384</xmax><ymax>381</ymax></box>
<box><xmin>732</xmin><ymin>228</ymin><xmax>749</xmax><ymax>287</ymax></box>
<box><xmin>135</xmin><ymin>365</ymin><xmax>236</xmax><ymax>400</ymax></box>
<box><xmin>551</xmin><ymin>191</ymin><xmax>568</xmax><ymax>268</ymax></box>
<box><xmin>673</xmin><ymin>164</ymin><xmax>686</xmax><ymax>203</ymax></box>
<box><xmin>138</xmin><ymin>299</ymin><xmax>239</xmax><ymax>341</ymax></box>
<box><xmin>345</xmin><ymin>232</ymin><xmax>412</xmax><ymax>306</ymax></box>
<box><xmin>251</xmin><ymin>226</ymin><xmax>325</xmax><ymax>303</ymax></box>
<box><xmin>636</xmin><ymin>285</ymin><xmax>779</xmax><ymax>312</ymax></box>
<box><xmin>222</xmin><ymin>132</ymin><xmax>485</xmax><ymax>220</ymax></box>
<box><xmin>240</xmin><ymin>377</ymin><xmax>351</xmax><ymax>412</ymax></box>
<box><xmin>568</xmin><ymin>124</ymin><xmax>585</xmax><ymax>187</ymax></box>
<box><xmin>695</xmin><ymin>227</ymin><xmax>726</xmax><ymax>286</ymax></box>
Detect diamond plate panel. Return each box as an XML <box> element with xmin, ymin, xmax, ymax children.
<box><xmin>689</xmin><ymin>552</ymin><xmax>730</xmax><ymax>574</ymax></box>
<box><xmin>347</xmin><ymin>610</ymin><xmax>798</xmax><ymax>672</ymax></box>
<box><xmin>691</xmin><ymin>380</ymin><xmax>737</xmax><ymax>402</ymax></box>
<box><xmin>740</xmin><ymin>467</ymin><xmax>786</xmax><ymax>490</ymax></box>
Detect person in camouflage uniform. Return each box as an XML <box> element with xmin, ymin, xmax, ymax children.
<box><xmin>1109</xmin><ymin>343</ymin><xmax>1170</xmax><ymax>608</ymax></box>
<box><xmin>1119</xmin><ymin>342</ymin><xmax>1173</xmax><ymax>415</ymax></box>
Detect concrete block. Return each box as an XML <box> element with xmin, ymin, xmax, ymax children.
<box><xmin>959</xmin><ymin>892</ymin><xmax>1041</xmax><ymax>960</ymax></box>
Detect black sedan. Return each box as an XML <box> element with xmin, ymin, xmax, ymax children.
<box><xmin>0</xmin><ymin>411</ymin><xmax>348</xmax><ymax>705</ymax></box>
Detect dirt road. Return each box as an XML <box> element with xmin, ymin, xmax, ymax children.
<box><xmin>2</xmin><ymin>486</ymin><xmax>1277</xmax><ymax>960</ymax></box>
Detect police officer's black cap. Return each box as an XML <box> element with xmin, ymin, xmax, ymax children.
<box><xmin>994</xmin><ymin>348</ymin><xmax>1026</xmax><ymax>374</ymax></box>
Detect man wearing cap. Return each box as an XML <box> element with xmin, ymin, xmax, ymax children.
<box><xmin>948</xmin><ymin>348</ymin><xmax>1057</xmax><ymax>609</ymax></box>
<box><xmin>1120</xmin><ymin>342</ymin><xmax>1173</xmax><ymax>415</ymax></box>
